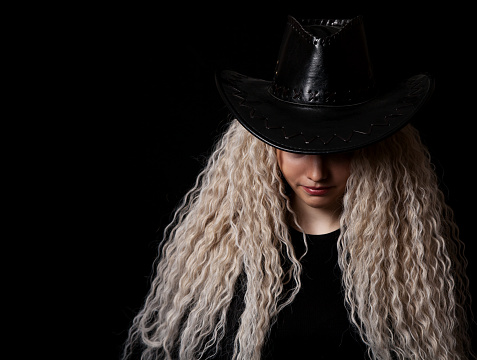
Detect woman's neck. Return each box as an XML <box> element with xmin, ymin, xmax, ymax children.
<box><xmin>290</xmin><ymin>194</ymin><xmax>342</xmax><ymax>235</ymax></box>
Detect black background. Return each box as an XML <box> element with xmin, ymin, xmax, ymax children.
<box><xmin>107</xmin><ymin>4</ymin><xmax>476</xmax><ymax>358</ymax></box>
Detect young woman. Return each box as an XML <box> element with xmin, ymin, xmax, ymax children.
<box><xmin>122</xmin><ymin>16</ymin><xmax>474</xmax><ymax>360</ymax></box>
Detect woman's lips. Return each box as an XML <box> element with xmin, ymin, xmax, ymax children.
<box><xmin>302</xmin><ymin>186</ymin><xmax>333</xmax><ymax>196</ymax></box>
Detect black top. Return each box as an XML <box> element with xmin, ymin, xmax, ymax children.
<box><xmin>215</xmin><ymin>227</ymin><xmax>369</xmax><ymax>359</ymax></box>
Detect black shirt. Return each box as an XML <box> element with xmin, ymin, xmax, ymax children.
<box><xmin>217</xmin><ymin>227</ymin><xmax>369</xmax><ymax>359</ymax></box>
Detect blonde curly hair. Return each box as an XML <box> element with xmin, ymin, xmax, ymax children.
<box><xmin>122</xmin><ymin>120</ymin><xmax>473</xmax><ymax>360</ymax></box>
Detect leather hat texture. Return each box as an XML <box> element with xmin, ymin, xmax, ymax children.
<box><xmin>216</xmin><ymin>16</ymin><xmax>434</xmax><ymax>154</ymax></box>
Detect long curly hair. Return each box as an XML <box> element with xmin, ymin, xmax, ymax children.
<box><xmin>122</xmin><ymin>120</ymin><xmax>473</xmax><ymax>360</ymax></box>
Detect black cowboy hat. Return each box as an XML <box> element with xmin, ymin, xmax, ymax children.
<box><xmin>215</xmin><ymin>15</ymin><xmax>434</xmax><ymax>154</ymax></box>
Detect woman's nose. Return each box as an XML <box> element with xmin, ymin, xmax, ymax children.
<box><xmin>306</xmin><ymin>155</ymin><xmax>328</xmax><ymax>182</ymax></box>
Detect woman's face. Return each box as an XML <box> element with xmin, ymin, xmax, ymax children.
<box><xmin>276</xmin><ymin>150</ymin><xmax>352</xmax><ymax>211</ymax></box>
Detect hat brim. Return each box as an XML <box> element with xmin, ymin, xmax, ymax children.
<box><xmin>215</xmin><ymin>70</ymin><xmax>434</xmax><ymax>154</ymax></box>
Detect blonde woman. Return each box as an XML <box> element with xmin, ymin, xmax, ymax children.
<box><xmin>122</xmin><ymin>16</ymin><xmax>474</xmax><ymax>360</ymax></box>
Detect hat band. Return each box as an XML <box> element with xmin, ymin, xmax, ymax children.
<box><xmin>269</xmin><ymin>82</ymin><xmax>377</xmax><ymax>106</ymax></box>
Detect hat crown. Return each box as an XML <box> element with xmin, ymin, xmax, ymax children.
<box><xmin>271</xmin><ymin>16</ymin><xmax>376</xmax><ymax>106</ymax></box>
